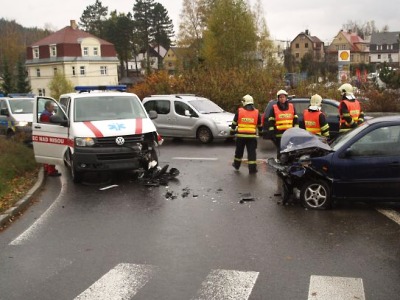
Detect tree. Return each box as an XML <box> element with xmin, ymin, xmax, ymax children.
<box><xmin>202</xmin><ymin>0</ymin><xmax>258</xmax><ymax>69</ymax></box>
<box><xmin>79</xmin><ymin>0</ymin><xmax>109</xmax><ymax>36</ymax></box>
<box><xmin>1</xmin><ymin>57</ymin><xmax>14</xmax><ymax>95</ymax></box>
<box><xmin>177</xmin><ymin>0</ymin><xmax>210</xmax><ymax>48</ymax></box>
<box><xmin>252</xmin><ymin>0</ymin><xmax>274</xmax><ymax>67</ymax></box>
<box><xmin>153</xmin><ymin>3</ymin><xmax>174</xmax><ymax>48</ymax></box>
<box><xmin>103</xmin><ymin>11</ymin><xmax>135</xmax><ymax>78</ymax></box>
<box><xmin>48</xmin><ymin>72</ymin><xmax>74</xmax><ymax>99</ymax></box>
<box><xmin>16</xmin><ymin>58</ymin><xmax>31</xmax><ymax>93</ymax></box>
<box><xmin>133</xmin><ymin>0</ymin><xmax>156</xmax><ymax>73</ymax></box>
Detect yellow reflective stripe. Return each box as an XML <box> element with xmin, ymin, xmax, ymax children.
<box><xmin>236</xmin><ymin>133</ymin><xmax>258</xmax><ymax>138</ymax></box>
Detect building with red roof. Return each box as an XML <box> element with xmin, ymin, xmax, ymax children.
<box><xmin>26</xmin><ymin>20</ymin><xmax>119</xmax><ymax>96</ymax></box>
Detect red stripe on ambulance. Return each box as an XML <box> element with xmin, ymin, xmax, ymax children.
<box><xmin>32</xmin><ymin>135</ymin><xmax>72</xmax><ymax>146</ymax></box>
<box><xmin>135</xmin><ymin>118</ymin><xmax>143</xmax><ymax>134</ymax></box>
<box><xmin>84</xmin><ymin>121</ymin><xmax>104</xmax><ymax>137</ymax></box>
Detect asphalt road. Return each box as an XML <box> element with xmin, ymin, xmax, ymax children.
<box><xmin>0</xmin><ymin>138</ymin><xmax>399</xmax><ymax>300</ymax></box>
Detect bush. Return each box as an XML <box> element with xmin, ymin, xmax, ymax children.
<box><xmin>0</xmin><ymin>139</ymin><xmax>39</xmax><ymax>212</ymax></box>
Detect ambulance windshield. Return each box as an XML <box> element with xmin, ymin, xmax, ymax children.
<box><xmin>74</xmin><ymin>96</ymin><xmax>147</xmax><ymax>122</ymax></box>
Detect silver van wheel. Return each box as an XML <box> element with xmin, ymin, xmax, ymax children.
<box><xmin>197</xmin><ymin>126</ymin><xmax>213</xmax><ymax>143</ymax></box>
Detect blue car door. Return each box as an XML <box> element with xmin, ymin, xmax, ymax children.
<box><xmin>331</xmin><ymin>124</ymin><xmax>400</xmax><ymax>200</ymax></box>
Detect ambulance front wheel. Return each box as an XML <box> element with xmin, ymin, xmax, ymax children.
<box><xmin>70</xmin><ymin>158</ymin><xmax>83</xmax><ymax>183</ymax></box>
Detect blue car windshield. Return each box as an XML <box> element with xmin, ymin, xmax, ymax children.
<box><xmin>330</xmin><ymin>122</ymin><xmax>368</xmax><ymax>151</ymax></box>
<box><xmin>189</xmin><ymin>99</ymin><xmax>224</xmax><ymax>114</ymax></box>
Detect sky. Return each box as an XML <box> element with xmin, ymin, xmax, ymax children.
<box><xmin>1</xmin><ymin>0</ymin><xmax>399</xmax><ymax>43</ymax></box>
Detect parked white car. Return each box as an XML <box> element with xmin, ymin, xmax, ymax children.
<box><xmin>142</xmin><ymin>94</ymin><xmax>234</xmax><ymax>143</ymax></box>
<box><xmin>0</xmin><ymin>97</ymin><xmax>34</xmax><ymax>142</ymax></box>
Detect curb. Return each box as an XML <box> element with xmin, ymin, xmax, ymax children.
<box><xmin>0</xmin><ymin>168</ymin><xmax>46</xmax><ymax>228</ymax></box>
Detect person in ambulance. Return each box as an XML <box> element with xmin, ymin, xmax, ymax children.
<box><xmin>32</xmin><ymin>86</ymin><xmax>163</xmax><ymax>183</ymax></box>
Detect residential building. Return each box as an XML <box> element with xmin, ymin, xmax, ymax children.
<box><xmin>127</xmin><ymin>45</ymin><xmax>167</xmax><ymax>75</ymax></box>
<box><xmin>369</xmin><ymin>31</ymin><xmax>400</xmax><ymax>67</ymax></box>
<box><xmin>26</xmin><ymin>20</ymin><xmax>119</xmax><ymax>96</ymax></box>
<box><xmin>325</xmin><ymin>30</ymin><xmax>369</xmax><ymax>65</ymax></box>
<box><xmin>163</xmin><ymin>47</ymin><xmax>194</xmax><ymax>74</ymax></box>
<box><xmin>289</xmin><ymin>30</ymin><xmax>324</xmax><ymax>63</ymax></box>
<box><xmin>271</xmin><ymin>39</ymin><xmax>290</xmax><ymax>64</ymax></box>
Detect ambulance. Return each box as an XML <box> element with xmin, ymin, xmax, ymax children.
<box><xmin>32</xmin><ymin>86</ymin><xmax>162</xmax><ymax>183</ymax></box>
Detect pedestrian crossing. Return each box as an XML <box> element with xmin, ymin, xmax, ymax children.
<box><xmin>73</xmin><ymin>263</ymin><xmax>365</xmax><ymax>300</ymax></box>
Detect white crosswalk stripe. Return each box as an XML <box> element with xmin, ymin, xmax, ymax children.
<box><xmin>308</xmin><ymin>275</ymin><xmax>365</xmax><ymax>300</ymax></box>
<box><xmin>191</xmin><ymin>269</ymin><xmax>259</xmax><ymax>300</ymax></box>
<box><xmin>72</xmin><ymin>263</ymin><xmax>367</xmax><ymax>299</ymax></box>
<box><xmin>74</xmin><ymin>263</ymin><xmax>158</xmax><ymax>300</ymax></box>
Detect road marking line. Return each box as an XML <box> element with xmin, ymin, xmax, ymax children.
<box><xmin>376</xmin><ymin>209</ymin><xmax>400</xmax><ymax>226</ymax></box>
<box><xmin>74</xmin><ymin>263</ymin><xmax>158</xmax><ymax>300</ymax></box>
<box><xmin>172</xmin><ymin>157</ymin><xmax>218</xmax><ymax>161</ymax></box>
<box><xmin>9</xmin><ymin>172</ymin><xmax>68</xmax><ymax>246</ymax></box>
<box><xmin>192</xmin><ymin>269</ymin><xmax>259</xmax><ymax>300</ymax></box>
<box><xmin>308</xmin><ymin>275</ymin><xmax>365</xmax><ymax>300</ymax></box>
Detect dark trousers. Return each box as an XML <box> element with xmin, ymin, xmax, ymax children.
<box><xmin>233</xmin><ymin>137</ymin><xmax>258</xmax><ymax>172</ymax></box>
<box><xmin>273</xmin><ymin>138</ymin><xmax>281</xmax><ymax>159</ymax></box>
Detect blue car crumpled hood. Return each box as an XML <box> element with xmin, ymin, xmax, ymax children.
<box><xmin>280</xmin><ymin>127</ymin><xmax>332</xmax><ymax>154</ymax></box>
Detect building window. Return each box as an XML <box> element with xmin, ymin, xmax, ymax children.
<box><xmin>93</xmin><ymin>47</ymin><xmax>98</xmax><ymax>56</ymax></box>
<box><xmin>53</xmin><ymin>68</ymin><xmax>58</xmax><ymax>75</ymax></box>
<box><xmin>378</xmin><ymin>54</ymin><xmax>381</xmax><ymax>59</ymax></box>
<box><xmin>80</xmin><ymin>66</ymin><xmax>86</xmax><ymax>75</ymax></box>
<box><xmin>36</xmin><ymin>68</ymin><xmax>41</xmax><ymax>77</ymax></box>
<box><xmin>50</xmin><ymin>45</ymin><xmax>57</xmax><ymax>57</ymax></box>
<box><xmin>388</xmin><ymin>54</ymin><xmax>392</xmax><ymax>59</ymax></box>
<box><xmin>33</xmin><ymin>47</ymin><xmax>39</xmax><ymax>59</ymax></box>
<box><xmin>100</xmin><ymin>66</ymin><xmax>107</xmax><ymax>75</ymax></box>
<box><xmin>305</xmin><ymin>43</ymin><xmax>308</xmax><ymax>48</ymax></box>
<box><xmin>83</xmin><ymin>47</ymin><xmax>89</xmax><ymax>56</ymax></box>
<box><xmin>38</xmin><ymin>88</ymin><xmax>46</xmax><ymax>96</ymax></box>
<box><xmin>295</xmin><ymin>43</ymin><xmax>299</xmax><ymax>48</ymax></box>
<box><xmin>295</xmin><ymin>53</ymin><xmax>300</xmax><ymax>58</ymax></box>
<box><xmin>72</xmin><ymin>66</ymin><xmax>76</xmax><ymax>76</ymax></box>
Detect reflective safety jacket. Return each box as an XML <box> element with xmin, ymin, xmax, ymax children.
<box><xmin>339</xmin><ymin>99</ymin><xmax>362</xmax><ymax>133</ymax></box>
<box><xmin>303</xmin><ymin>109</ymin><xmax>330</xmax><ymax>137</ymax></box>
<box><xmin>236</xmin><ymin>108</ymin><xmax>259</xmax><ymax>137</ymax></box>
<box><xmin>303</xmin><ymin>110</ymin><xmax>321</xmax><ymax>134</ymax></box>
<box><xmin>269</xmin><ymin>103</ymin><xmax>297</xmax><ymax>138</ymax></box>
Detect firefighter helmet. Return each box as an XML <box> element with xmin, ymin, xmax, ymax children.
<box><xmin>242</xmin><ymin>94</ymin><xmax>254</xmax><ymax>106</ymax></box>
<box><xmin>310</xmin><ymin>94</ymin><xmax>322</xmax><ymax>107</ymax></box>
<box><xmin>276</xmin><ymin>90</ymin><xmax>288</xmax><ymax>98</ymax></box>
<box><xmin>338</xmin><ymin>83</ymin><xmax>355</xmax><ymax>99</ymax></box>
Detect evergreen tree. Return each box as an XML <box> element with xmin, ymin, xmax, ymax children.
<box><xmin>16</xmin><ymin>58</ymin><xmax>31</xmax><ymax>93</ymax></box>
<box><xmin>103</xmin><ymin>11</ymin><xmax>135</xmax><ymax>77</ymax></box>
<box><xmin>1</xmin><ymin>58</ymin><xmax>15</xmax><ymax>95</ymax></box>
<box><xmin>152</xmin><ymin>3</ymin><xmax>174</xmax><ymax>69</ymax></box>
<box><xmin>133</xmin><ymin>0</ymin><xmax>156</xmax><ymax>73</ymax></box>
<box><xmin>79</xmin><ymin>0</ymin><xmax>109</xmax><ymax>36</ymax></box>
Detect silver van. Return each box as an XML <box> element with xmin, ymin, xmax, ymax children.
<box><xmin>0</xmin><ymin>97</ymin><xmax>34</xmax><ymax>142</ymax></box>
<box><xmin>142</xmin><ymin>94</ymin><xmax>234</xmax><ymax>143</ymax></box>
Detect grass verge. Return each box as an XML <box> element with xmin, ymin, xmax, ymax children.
<box><xmin>0</xmin><ymin>138</ymin><xmax>40</xmax><ymax>214</ymax></box>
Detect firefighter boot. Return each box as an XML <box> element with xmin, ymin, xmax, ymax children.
<box><xmin>249</xmin><ymin>164</ymin><xmax>258</xmax><ymax>174</ymax></box>
<box><xmin>232</xmin><ymin>161</ymin><xmax>240</xmax><ymax>170</ymax></box>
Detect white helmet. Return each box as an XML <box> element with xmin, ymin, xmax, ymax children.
<box><xmin>277</xmin><ymin>89</ymin><xmax>288</xmax><ymax>98</ymax></box>
<box><xmin>310</xmin><ymin>94</ymin><xmax>322</xmax><ymax>107</ymax></box>
<box><xmin>338</xmin><ymin>83</ymin><xmax>355</xmax><ymax>100</ymax></box>
<box><xmin>242</xmin><ymin>94</ymin><xmax>254</xmax><ymax>106</ymax></box>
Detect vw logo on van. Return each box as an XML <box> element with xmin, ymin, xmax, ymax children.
<box><xmin>115</xmin><ymin>137</ymin><xmax>125</xmax><ymax>146</ymax></box>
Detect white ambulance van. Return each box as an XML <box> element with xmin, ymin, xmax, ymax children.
<box><xmin>32</xmin><ymin>86</ymin><xmax>162</xmax><ymax>183</ymax></box>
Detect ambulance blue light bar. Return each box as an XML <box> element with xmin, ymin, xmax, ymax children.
<box><xmin>74</xmin><ymin>85</ymin><xmax>127</xmax><ymax>93</ymax></box>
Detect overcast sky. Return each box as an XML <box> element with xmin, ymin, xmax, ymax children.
<box><xmin>2</xmin><ymin>0</ymin><xmax>399</xmax><ymax>43</ymax></box>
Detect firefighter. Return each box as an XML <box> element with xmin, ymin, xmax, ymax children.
<box><xmin>303</xmin><ymin>94</ymin><xmax>330</xmax><ymax>138</ymax></box>
<box><xmin>40</xmin><ymin>101</ymin><xmax>61</xmax><ymax>177</ymax></box>
<box><xmin>267</xmin><ymin>90</ymin><xmax>299</xmax><ymax>159</ymax></box>
<box><xmin>230</xmin><ymin>94</ymin><xmax>262</xmax><ymax>174</ymax></box>
<box><xmin>338</xmin><ymin>83</ymin><xmax>364</xmax><ymax>134</ymax></box>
